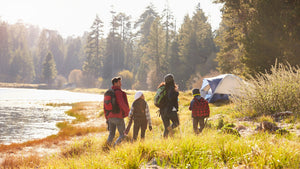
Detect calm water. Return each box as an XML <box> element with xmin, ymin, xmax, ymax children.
<box><xmin>0</xmin><ymin>88</ymin><xmax>103</xmax><ymax>145</ymax></box>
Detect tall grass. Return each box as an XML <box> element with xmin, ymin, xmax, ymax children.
<box><xmin>232</xmin><ymin>62</ymin><xmax>300</xmax><ymax>117</ymax></box>
<box><xmin>43</xmin><ymin>128</ymin><xmax>300</xmax><ymax>169</ymax></box>
<box><xmin>38</xmin><ymin>89</ymin><xmax>299</xmax><ymax>168</ymax></box>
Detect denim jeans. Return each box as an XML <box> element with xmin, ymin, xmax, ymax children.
<box><xmin>107</xmin><ymin>118</ymin><xmax>125</xmax><ymax>146</ymax></box>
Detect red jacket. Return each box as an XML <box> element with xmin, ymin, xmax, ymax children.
<box><xmin>104</xmin><ymin>86</ymin><xmax>129</xmax><ymax>120</ymax></box>
<box><xmin>189</xmin><ymin>96</ymin><xmax>210</xmax><ymax>118</ymax></box>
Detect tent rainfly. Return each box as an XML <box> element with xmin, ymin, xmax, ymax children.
<box><xmin>200</xmin><ymin>74</ymin><xmax>245</xmax><ymax>103</ymax></box>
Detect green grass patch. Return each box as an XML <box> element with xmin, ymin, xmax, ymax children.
<box><xmin>65</xmin><ymin>104</ymin><xmax>88</xmax><ymax>123</ymax></box>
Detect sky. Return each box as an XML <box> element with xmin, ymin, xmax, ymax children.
<box><xmin>0</xmin><ymin>0</ymin><xmax>223</xmax><ymax>38</ymax></box>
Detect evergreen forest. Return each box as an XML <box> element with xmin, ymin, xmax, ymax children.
<box><xmin>0</xmin><ymin>1</ymin><xmax>299</xmax><ymax>90</ymax></box>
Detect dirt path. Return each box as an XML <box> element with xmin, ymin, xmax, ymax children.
<box><xmin>0</xmin><ymin>101</ymin><xmax>106</xmax><ymax>165</ymax></box>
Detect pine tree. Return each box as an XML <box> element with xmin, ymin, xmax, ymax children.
<box><xmin>8</xmin><ymin>22</ymin><xmax>35</xmax><ymax>83</ymax></box>
<box><xmin>144</xmin><ymin>17</ymin><xmax>165</xmax><ymax>90</ymax></box>
<box><xmin>83</xmin><ymin>15</ymin><xmax>104</xmax><ymax>79</ymax></box>
<box><xmin>42</xmin><ymin>52</ymin><xmax>57</xmax><ymax>86</ymax></box>
<box><xmin>162</xmin><ymin>1</ymin><xmax>175</xmax><ymax>66</ymax></box>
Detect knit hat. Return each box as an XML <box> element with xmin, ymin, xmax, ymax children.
<box><xmin>192</xmin><ymin>88</ymin><xmax>200</xmax><ymax>97</ymax></box>
<box><xmin>134</xmin><ymin>91</ymin><xmax>143</xmax><ymax>101</ymax></box>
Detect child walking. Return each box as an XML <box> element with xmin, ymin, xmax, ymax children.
<box><xmin>189</xmin><ymin>89</ymin><xmax>210</xmax><ymax>134</ymax></box>
<box><xmin>128</xmin><ymin>91</ymin><xmax>152</xmax><ymax>140</ymax></box>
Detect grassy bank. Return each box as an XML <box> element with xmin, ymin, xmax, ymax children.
<box><xmin>1</xmin><ymin>89</ymin><xmax>299</xmax><ymax>168</ymax></box>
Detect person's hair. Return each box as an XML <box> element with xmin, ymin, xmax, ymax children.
<box><xmin>157</xmin><ymin>82</ymin><xmax>165</xmax><ymax>89</ymax></box>
<box><xmin>111</xmin><ymin>76</ymin><xmax>121</xmax><ymax>85</ymax></box>
<box><xmin>158</xmin><ymin>81</ymin><xmax>178</xmax><ymax>91</ymax></box>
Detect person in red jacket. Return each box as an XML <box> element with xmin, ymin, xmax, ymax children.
<box><xmin>105</xmin><ymin>76</ymin><xmax>130</xmax><ymax>146</ymax></box>
<box><xmin>189</xmin><ymin>88</ymin><xmax>210</xmax><ymax>134</ymax></box>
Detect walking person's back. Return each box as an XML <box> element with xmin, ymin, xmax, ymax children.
<box><xmin>128</xmin><ymin>91</ymin><xmax>152</xmax><ymax>140</ymax></box>
<box><xmin>189</xmin><ymin>89</ymin><xmax>210</xmax><ymax>134</ymax></box>
<box><xmin>104</xmin><ymin>76</ymin><xmax>129</xmax><ymax>147</ymax></box>
<box><xmin>157</xmin><ymin>74</ymin><xmax>180</xmax><ymax>137</ymax></box>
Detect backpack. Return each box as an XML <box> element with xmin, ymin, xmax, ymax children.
<box><xmin>154</xmin><ymin>85</ymin><xmax>167</xmax><ymax>108</ymax></box>
<box><xmin>104</xmin><ymin>89</ymin><xmax>120</xmax><ymax>116</ymax></box>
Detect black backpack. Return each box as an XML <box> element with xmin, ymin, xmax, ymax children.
<box><xmin>103</xmin><ymin>89</ymin><xmax>120</xmax><ymax>116</ymax></box>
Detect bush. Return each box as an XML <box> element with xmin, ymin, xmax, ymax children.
<box><xmin>217</xmin><ymin>118</ymin><xmax>224</xmax><ymax>129</ymax></box>
<box><xmin>68</xmin><ymin>69</ymin><xmax>83</xmax><ymax>87</ymax></box>
<box><xmin>221</xmin><ymin>126</ymin><xmax>241</xmax><ymax>137</ymax></box>
<box><xmin>276</xmin><ymin>128</ymin><xmax>290</xmax><ymax>136</ymax></box>
<box><xmin>223</xmin><ymin>123</ymin><xmax>236</xmax><ymax>128</ymax></box>
<box><xmin>232</xmin><ymin>62</ymin><xmax>300</xmax><ymax>117</ymax></box>
<box><xmin>118</xmin><ymin>70</ymin><xmax>133</xmax><ymax>89</ymax></box>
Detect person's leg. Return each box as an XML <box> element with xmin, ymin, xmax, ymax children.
<box><xmin>199</xmin><ymin>117</ymin><xmax>205</xmax><ymax>133</ymax></box>
<box><xmin>114</xmin><ymin>118</ymin><xmax>125</xmax><ymax>146</ymax></box>
<box><xmin>133</xmin><ymin>120</ymin><xmax>140</xmax><ymax>141</ymax></box>
<box><xmin>193</xmin><ymin>117</ymin><xmax>199</xmax><ymax>134</ymax></box>
<box><xmin>161</xmin><ymin>113</ymin><xmax>170</xmax><ymax>137</ymax></box>
<box><xmin>140</xmin><ymin>119</ymin><xmax>147</xmax><ymax>139</ymax></box>
<box><xmin>107</xmin><ymin>118</ymin><xmax>117</xmax><ymax>145</ymax></box>
<box><xmin>169</xmin><ymin>111</ymin><xmax>179</xmax><ymax>129</ymax></box>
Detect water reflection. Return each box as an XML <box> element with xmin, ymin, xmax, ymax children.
<box><xmin>0</xmin><ymin>88</ymin><xmax>103</xmax><ymax>145</ymax></box>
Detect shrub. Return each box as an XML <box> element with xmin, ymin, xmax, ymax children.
<box><xmin>276</xmin><ymin>128</ymin><xmax>290</xmax><ymax>136</ymax></box>
<box><xmin>221</xmin><ymin>126</ymin><xmax>241</xmax><ymax>137</ymax></box>
<box><xmin>223</xmin><ymin>123</ymin><xmax>236</xmax><ymax>128</ymax></box>
<box><xmin>118</xmin><ymin>70</ymin><xmax>133</xmax><ymax>89</ymax></box>
<box><xmin>68</xmin><ymin>69</ymin><xmax>83</xmax><ymax>87</ymax></box>
<box><xmin>232</xmin><ymin>62</ymin><xmax>300</xmax><ymax>117</ymax></box>
<box><xmin>217</xmin><ymin>118</ymin><xmax>224</xmax><ymax>129</ymax></box>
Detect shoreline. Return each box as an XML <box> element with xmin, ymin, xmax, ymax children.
<box><xmin>0</xmin><ymin>82</ymin><xmax>46</xmax><ymax>89</ymax></box>
<box><xmin>0</xmin><ymin>101</ymin><xmax>106</xmax><ymax>166</ymax></box>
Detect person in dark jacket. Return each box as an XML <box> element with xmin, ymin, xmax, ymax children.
<box><xmin>104</xmin><ymin>76</ymin><xmax>130</xmax><ymax>146</ymax></box>
<box><xmin>128</xmin><ymin>91</ymin><xmax>152</xmax><ymax>140</ymax></box>
<box><xmin>158</xmin><ymin>74</ymin><xmax>180</xmax><ymax>137</ymax></box>
<box><xmin>189</xmin><ymin>88</ymin><xmax>210</xmax><ymax>134</ymax></box>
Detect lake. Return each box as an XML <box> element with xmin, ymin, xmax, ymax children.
<box><xmin>0</xmin><ymin>88</ymin><xmax>103</xmax><ymax>145</ymax></box>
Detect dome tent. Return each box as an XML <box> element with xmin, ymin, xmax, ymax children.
<box><xmin>200</xmin><ymin>74</ymin><xmax>245</xmax><ymax>103</ymax></box>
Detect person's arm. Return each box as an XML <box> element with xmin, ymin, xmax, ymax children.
<box><xmin>145</xmin><ymin>103</ymin><xmax>152</xmax><ymax>126</ymax></box>
<box><xmin>189</xmin><ymin>99</ymin><xmax>194</xmax><ymax>110</ymax></box>
<box><xmin>145</xmin><ymin>102</ymin><xmax>152</xmax><ymax>131</ymax></box>
<box><xmin>206</xmin><ymin>101</ymin><xmax>210</xmax><ymax>115</ymax></box>
<box><xmin>104</xmin><ymin>102</ymin><xmax>108</xmax><ymax>120</ymax></box>
<box><xmin>115</xmin><ymin>90</ymin><xmax>130</xmax><ymax>115</ymax></box>
<box><xmin>128</xmin><ymin>104</ymin><xmax>134</xmax><ymax>119</ymax></box>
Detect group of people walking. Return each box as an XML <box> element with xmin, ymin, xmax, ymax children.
<box><xmin>104</xmin><ymin>74</ymin><xmax>210</xmax><ymax>146</ymax></box>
